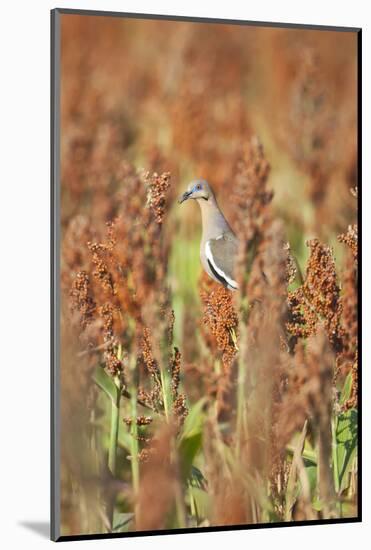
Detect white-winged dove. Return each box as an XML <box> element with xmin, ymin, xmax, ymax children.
<box><xmin>179</xmin><ymin>179</ymin><xmax>238</xmax><ymax>290</ymax></box>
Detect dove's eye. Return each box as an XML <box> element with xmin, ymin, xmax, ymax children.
<box><xmin>196</xmin><ymin>183</ymin><xmax>202</xmax><ymax>190</ymax></box>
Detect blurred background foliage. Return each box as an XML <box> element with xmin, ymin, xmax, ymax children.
<box><xmin>59</xmin><ymin>14</ymin><xmax>358</xmax><ymax>536</ymax></box>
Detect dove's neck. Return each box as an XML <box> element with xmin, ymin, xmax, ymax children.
<box><xmin>197</xmin><ymin>196</ymin><xmax>232</xmax><ymax>242</ymax></box>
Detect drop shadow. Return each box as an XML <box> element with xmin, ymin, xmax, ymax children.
<box><xmin>19</xmin><ymin>521</ymin><xmax>50</xmax><ymax>539</ymax></box>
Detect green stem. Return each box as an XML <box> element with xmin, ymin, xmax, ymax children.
<box><xmin>107</xmin><ymin>378</ymin><xmax>121</xmax><ymax>532</ymax></box>
<box><xmin>159</xmin><ymin>335</ymin><xmax>186</xmax><ymax>525</ymax></box>
<box><xmin>127</xmin><ymin>349</ymin><xmax>140</xmax><ymax>528</ymax></box>
<box><xmin>189</xmin><ymin>486</ymin><xmax>197</xmax><ymax>518</ymax></box>
<box><xmin>108</xmin><ymin>380</ymin><xmax>121</xmax><ymax>476</ymax></box>
<box><xmin>331</xmin><ymin>416</ymin><xmax>340</xmax><ymax>495</ymax></box>
<box><xmin>130</xmin><ymin>379</ymin><xmax>140</xmax><ymax>494</ymax></box>
<box><xmin>160</xmin><ymin>365</ymin><xmax>172</xmax><ymax>421</ymax></box>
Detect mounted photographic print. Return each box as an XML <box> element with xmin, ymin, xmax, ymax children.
<box><xmin>51</xmin><ymin>8</ymin><xmax>361</xmax><ymax>541</ymax></box>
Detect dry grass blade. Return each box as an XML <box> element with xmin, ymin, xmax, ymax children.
<box><xmin>285</xmin><ymin>421</ymin><xmax>308</xmax><ymax>521</ymax></box>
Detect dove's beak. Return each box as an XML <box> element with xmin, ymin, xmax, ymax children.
<box><xmin>178</xmin><ymin>190</ymin><xmax>192</xmax><ymax>204</ymax></box>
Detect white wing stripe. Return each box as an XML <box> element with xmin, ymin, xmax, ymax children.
<box><xmin>205</xmin><ymin>240</ymin><xmax>238</xmax><ymax>290</ymax></box>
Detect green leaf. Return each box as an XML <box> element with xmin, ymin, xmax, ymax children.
<box><xmin>304</xmin><ymin>461</ymin><xmax>317</xmax><ymax>494</ymax></box>
<box><xmin>179</xmin><ymin>432</ymin><xmax>202</xmax><ymax>481</ymax></box>
<box><xmin>179</xmin><ymin>397</ymin><xmax>207</xmax><ymax>441</ymax></box>
<box><xmin>335</xmin><ymin>409</ymin><xmax>357</xmax><ymax>493</ymax></box>
<box><xmin>312</xmin><ymin>496</ymin><xmax>323</xmax><ymax>511</ymax></box>
<box><xmin>340</xmin><ymin>371</ymin><xmax>353</xmax><ymax>405</ymax></box>
<box><xmin>178</xmin><ymin>398</ymin><xmax>207</xmax><ymax>482</ymax></box>
<box><xmin>187</xmin><ymin>487</ymin><xmax>210</xmax><ymax>520</ymax></box>
<box><xmin>189</xmin><ymin>465</ymin><xmax>207</xmax><ymax>489</ymax></box>
<box><xmin>117</xmin><ymin>427</ymin><xmax>132</xmax><ymax>453</ymax></box>
<box><xmin>112</xmin><ymin>512</ymin><xmax>134</xmax><ymax>532</ymax></box>
<box><xmin>287</xmin><ymin>435</ymin><xmax>317</xmax><ymax>465</ymax></box>
<box><xmin>93</xmin><ymin>366</ymin><xmax>119</xmax><ymax>405</ymax></box>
